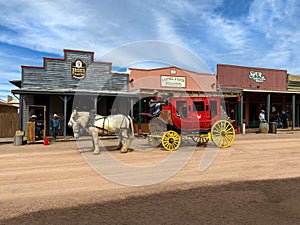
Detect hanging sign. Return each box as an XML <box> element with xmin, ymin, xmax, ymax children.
<box><xmin>71</xmin><ymin>58</ymin><xmax>87</xmax><ymax>80</ymax></box>
<box><xmin>161</xmin><ymin>75</ymin><xmax>186</xmax><ymax>87</ymax></box>
<box><xmin>249</xmin><ymin>70</ymin><xmax>266</xmax><ymax>83</ymax></box>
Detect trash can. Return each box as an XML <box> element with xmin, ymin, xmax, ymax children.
<box><xmin>259</xmin><ymin>122</ymin><xmax>269</xmax><ymax>133</ymax></box>
<box><xmin>269</xmin><ymin>122</ymin><xmax>277</xmax><ymax>134</ymax></box>
<box><xmin>14</xmin><ymin>130</ymin><xmax>25</xmax><ymax>146</ymax></box>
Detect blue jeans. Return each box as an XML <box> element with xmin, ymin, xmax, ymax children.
<box><xmin>52</xmin><ymin>127</ymin><xmax>58</xmax><ymax>139</ymax></box>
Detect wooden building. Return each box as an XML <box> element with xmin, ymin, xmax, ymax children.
<box><xmin>11</xmin><ymin>49</ymin><xmax>134</xmax><ymax>138</ymax></box>
<box><xmin>217</xmin><ymin>64</ymin><xmax>300</xmax><ymax>129</ymax></box>
<box><xmin>10</xmin><ymin>48</ymin><xmax>300</xmax><ymax>138</ymax></box>
<box><xmin>0</xmin><ymin>100</ymin><xmax>19</xmax><ymax>137</ymax></box>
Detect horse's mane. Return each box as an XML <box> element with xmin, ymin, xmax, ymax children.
<box><xmin>74</xmin><ymin>111</ymin><xmax>90</xmax><ymax>128</ymax></box>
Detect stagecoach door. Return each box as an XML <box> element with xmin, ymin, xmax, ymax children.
<box><xmin>191</xmin><ymin>99</ymin><xmax>209</xmax><ymax>129</ymax></box>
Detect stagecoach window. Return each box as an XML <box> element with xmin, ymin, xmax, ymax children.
<box><xmin>193</xmin><ymin>101</ymin><xmax>205</xmax><ymax>112</ymax></box>
<box><xmin>176</xmin><ymin>101</ymin><xmax>187</xmax><ymax>117</ymax></box>
<box><xmin>210</xmin><ymin>100</ymin><xmax>218</xmax><ymax>118</ymax></box>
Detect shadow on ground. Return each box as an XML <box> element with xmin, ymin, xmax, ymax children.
<box><xmin>1</xmin><ymin>177</ymin><xmax>299</xmax><ymax>225</ymax></box>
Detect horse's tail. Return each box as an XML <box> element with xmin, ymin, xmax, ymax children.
<box><xmin>127</xmin><ymin>115</ymin><xmax>134</xmax><ymax>139</ymax></box>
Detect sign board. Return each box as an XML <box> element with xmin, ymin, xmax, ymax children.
<box><xmin>249</xmin><ymin>70</ymin><xmax>266</xmax><ymax>83</ymax></box>
<box><xmin>71</xmin><ymin>58</ymin><xmax>87</xmax><ymax>80</ymax></box>
<box><xmin>161</xmin><ymin>75</ymin><xmax>186</xmax><ymax>88</ymax></box>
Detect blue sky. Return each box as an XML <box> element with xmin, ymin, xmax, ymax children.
<box><xmin>1</xmin><ymin>0</ymin><xmax>300</xmax><ymax>100</ymax></box>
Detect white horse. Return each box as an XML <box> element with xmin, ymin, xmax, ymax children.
<box><xmin>68</xmin><ymin>109</ymin><xmax>134</xmax><ymax>154</ymax></box>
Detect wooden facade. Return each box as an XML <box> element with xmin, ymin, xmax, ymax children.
<box><xmin>288</xmin><ymin>74</ymin><xmax>300</xmax><ymax>92</ymax></box>
<box><xmin>217</xmin><ymin>64</ymin><xmax>300</xmax><ymax>129</ymax></box>
<box><xmin>10</xmin><ymin>48</ymin><xmax>300</xmax><ymax>137</ymax></box>
<box><xmin>0</xmin><ymin>101</ymin><xmax>19</xmax><ymax>137</ymax></box>
<box><xmin>129</xmin><ymin>67</ymin><xmax>216</xmax><ymax>94</ymax></box>
<box><xmin>217</xmin><ymin>64</ymin><xmax>287</xmax><ymax>91</ymax></box>
<box><xmin>12</xmin><ymin>49</ymin><xmax>132</xmax><ymax>138</ymax></box>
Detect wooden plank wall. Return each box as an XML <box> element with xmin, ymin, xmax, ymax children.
<box><xmin>22</xmin><ymin>51</ymin><xmax>128</xmax><ymax>92</ymax></box>
<box><xmin>27</xmin><ymin>122</ymin><xmax>35</xmax><ymax>143</ymax></box>
<box><xmin>0</xmin><ymin>113</ymin><xmax>19</xmax><ymax>137</ymax></box>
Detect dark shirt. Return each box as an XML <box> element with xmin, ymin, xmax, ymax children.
<box><xmin>50</xmin><ymin>118</ymin><xmax>60</xmax><ymax>129</ymax></box>
<box><xmin>29</xmin><ymin>118</ymin><xmax>37</xmax><ymax>123</ymax></box>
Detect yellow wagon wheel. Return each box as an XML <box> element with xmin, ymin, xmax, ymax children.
<box><xmin>161</xmin><ymin>130</ymin><xmax>181</xmax><ymax>151</ymax></box>
<box><xmin>211</xmin><ymin>120</ymin><xmax>235</xmax><ymax>148</ymax></box>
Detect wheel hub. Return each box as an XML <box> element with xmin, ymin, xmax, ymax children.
<box><xmin>221</xmin><ymin>130</ymin><xmax>226</xmax><ymax>137</ymax></box>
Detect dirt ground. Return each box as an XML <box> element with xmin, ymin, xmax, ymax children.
<box><xmin>0</xmin><ymin>131</ymin><xmax>300</xmax><ymax>225</ymax></box>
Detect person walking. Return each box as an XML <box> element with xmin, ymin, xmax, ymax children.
<box><xmin>50</xmin><ymin>114</ymin><xmax>60</xmax><ymax>140</ymax></box>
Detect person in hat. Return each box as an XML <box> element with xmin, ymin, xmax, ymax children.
<box><xmin>281</xmin><ymin>110</ymin><xmax>289</xmax><ymax>128</ymax></box>
<box><xmin>259</xmin><ymin>109</ymin><xmax>266</xmax><ymax>123</ymax></box>
<box><xmin>149</xmin><ymin>92</ymin><xmax>163</xmax><ymax>116</ymax></box>
<box><xmin>50</xmin><ymin>113</ymin><xmax>60</xmax><ymax>140</ymax></box>
<box><xmin>29</xmin><ymin>115</ymin><xmax>42</xmax><ymax>139</ymax></box>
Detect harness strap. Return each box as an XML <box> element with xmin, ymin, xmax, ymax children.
<box><xmin>93</xmin><ymin>116</ymin><xmax>110</xmax><ymax>135</ymax></box>
<box><xmin>89</xmin><ymin>115</ymin><xmax>131</xmax><ymax>138</ymax></box>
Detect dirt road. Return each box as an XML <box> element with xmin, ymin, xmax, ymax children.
<box><xmin>0</xmin><ymin>132</ymin><xmax>300</xmax><ymax>224</ymax></box>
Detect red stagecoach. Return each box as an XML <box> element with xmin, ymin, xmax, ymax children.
<box><xmin>147</xmin><ymin>96</ymin><xmax>235</xmax><ymax>151</ymax></box>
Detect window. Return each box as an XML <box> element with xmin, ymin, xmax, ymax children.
<box><xmin>176</xmin><ymin>101</ymin><xmax>187</xmax><ymax>117</ymax></box>
<box><xmin>193</xmin><ymin>101</ymin><xmax>205</xmax><ymax>112</ymax></box>
<box><xmin>210</xmin><ymin>100</ymin><xmax>218</xmax><ymax>118</ymax></box>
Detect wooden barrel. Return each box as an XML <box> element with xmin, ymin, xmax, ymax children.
<box><xmin>259</xmin><ymin>122</ymin><xmax>269</xmax><ymax>133</ymax></box>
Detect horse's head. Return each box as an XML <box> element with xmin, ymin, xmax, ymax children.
<box><xmin>68</xmin><ymin>109</ymin><xmax>83</xmax><ymax>140</ymax></box>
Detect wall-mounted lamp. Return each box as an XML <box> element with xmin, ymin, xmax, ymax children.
<box><xmin>129</xmin><ymin>78</ymin><xmax>134</xmax><ymax>87</ymax></box>
<box><xmin>211</xmin><ymin>82</ymin><xmax>216</xmax><ymax>88</ymax></box>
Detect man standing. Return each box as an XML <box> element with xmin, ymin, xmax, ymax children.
<box><xmin>50</xmin><ymin>114</ymin><xmax>60</xmax><ymax>140</ymax></box>
<box><xmin>259</xmin><ymin>110</ymin><xmax>266</xmax><ymax>122</ymax></box>
<box><xmin>281</xmin><ymin>111</ymin><xmax>289</xmax><ymax>128</ymax></box>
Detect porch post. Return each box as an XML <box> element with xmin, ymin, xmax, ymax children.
<box><xmin>19</xmin><ymin>94</ymin><xmax>24</xmax><ymax>131</ymax></box>
<box><xmin>292</xmin><ymin>94</ymin><xmax>295</xmax><ymax>129</ymax></box>
<box><xmin>138</xmin><ymin>93</ymin><xmax>142</xmax><ymax>136</ymax></box>
<box><xmin>94</xmin><ymin>96</ymin><xmax>98</xmax><ymax>114</ymax></box>
<box><xmin>240</xmin><ymin>94</ymin><xmax>244</xmax><ymax>132</ymax></box>
<box><xmin>297</xmin><ymin>104</ymin><xmax>300</xmax><ymax>127</ymax></box>
<box><xmin>267</xmin><ymin>93</ymin><xmax>271</xmax><ymax>122</ymax></box>
<box><xmin>130</xmin><ymin>98</ymin><xmax>134</xmax><ymax>118</ymax></box>
<box><xmin>64</xmin><ymin>96</ymin><xmax>68</xmax><ymax>139</ymax></box>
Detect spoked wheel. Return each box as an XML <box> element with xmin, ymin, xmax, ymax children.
<box><xmin>148</xmin><ymin>117</ymin><xmax>167</xmax><ymax>147</ymax></box>
<box><xmin>161</xmin><ymin>130</ymin><xmax>181</xmax><ymax>151</ymax></box>
<box><xmin>211</xmin><ymin>120</ymin><xmax>235</xmax><ymax>148</ymax></box>
<box><xmin>192</xmin><ymin>135</ymin><xmax>209</xmax><ymax>146</ymax></box>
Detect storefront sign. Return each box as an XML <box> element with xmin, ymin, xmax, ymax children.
<box><xmin>249</xmin><ymin>70</ymin><xmax>266</xmax><ymax>83</ymax></box>
<box><xmin>161</xmin><ymin>75</ymin><xmax>186</xmax><ymax>88</ymax></box>
<box><xmin>71</xmin><ymin>59</ymin><xmax>87</xmax><ymax>80</ymax></box>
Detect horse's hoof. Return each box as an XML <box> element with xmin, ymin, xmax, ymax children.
<box><xmin>93</xmin><ymin>151</ymin><xmax>100</xmax><ymax>155</ymax></box>
<box><xmin>120</xmin><ymin>149</ymin><xmax>128</xmax><ymax>153</ymax></box>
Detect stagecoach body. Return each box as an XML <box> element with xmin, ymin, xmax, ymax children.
<box><xmin>147</xmin><ymin>96</ymin><xmax>235</xmax><ymax>150</ymax></box>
